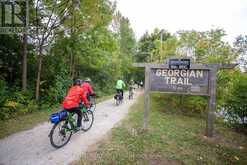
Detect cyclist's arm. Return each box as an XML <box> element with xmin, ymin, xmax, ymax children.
<box><xmin>88</xmin><ymin>85</ymin><xmax>94</xmax><ymax>95</ymax></box>
<box><xmin>122</xmin><ymin>81</ymin><xmax>126</xmax><ymax>88</ymax></box>
<box><xmin>80</xmin><ymin>89</ymin><xmax>89</xmax><ymax>108</ymax></box>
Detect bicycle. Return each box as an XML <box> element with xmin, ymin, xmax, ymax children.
<box><xmin>128</xmin><ymin>87</ymin><xmax>134</xmax><ymax>100</ymax></box>
<box><xmin>114</xmin><ymin>90</ymin><xmax>123</xmax><ymax>106</ymax></box>
<box><xmin>49</xmin><ymin>106</ymin><xmax>94</xmax><ymax>148</ymax></box>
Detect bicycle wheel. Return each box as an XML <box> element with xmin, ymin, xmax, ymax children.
<box><xmin>116</xmin><ymin>97</ymin><xmax>120</xmax><ymax>106</ymax></box>
<box><xmin>90</xmin><ymin>97</ymin><xmax>96</xmax><ymax>111</ymax></box>
<box><xmin>49</xmin><ymin>120</ymin><xmax>72</xmax><ymax>148</ymax></box>
<box><xmin>130</xmin><ymin>91</ymin><xmax>134</xmax><ymax>99</ymax></box>
<box><xmin>81</xmin><ymin>110</ymin><xmax>94</xmax><ymax>131</ymax></box>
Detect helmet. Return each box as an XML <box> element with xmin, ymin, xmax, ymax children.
<box><xmin>73</xmin><ymin>79</ymin><xmax>81</xmax><ymax>86</ymax></box>
<box><xmin>85</xmin><ymin>77</ymin><xmax>91</xmax><ymax>82</ymax></box>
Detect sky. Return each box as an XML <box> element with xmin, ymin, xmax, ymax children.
<box><xmin>113</xmin><ymin>0</ymin><xmax>247</xmax><ymax>43</ymax></box>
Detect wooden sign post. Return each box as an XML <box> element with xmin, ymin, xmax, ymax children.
<box><xmin>134</xmin><ymin>59</ymin><xmax>236</xmax><ymax>137</ymax></box>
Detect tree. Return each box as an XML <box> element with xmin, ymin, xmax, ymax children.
<box><xmin>177</xmin><ymin>29</ymin><xmax>236</xmax><ymax>64</ymax></box>
<box><xmin>118</xmin><ymin>16</ymin><xmax>136</xmax><ymax>81</ymax></box>
<box><xmin>136</xmin><ymin>29</ymin><xmax>176</xmax><ymax>63</ymax></box>
<box><xmin>32</xmin><ymin>0</ymin><xmax>72</xmax><ymax>101</ymax></box>
<box><xmin>0</xmin><ymin>35</ymin><xmax>22</xmax><ymax>85</ymax></box>
<box><xmin>22</xmin><ymin>33</ymin><xmax>27</xmax><ymax>91</ymax></box>
<box><xmin>234</xmin><ymin>35</ymin><xmax>247</xmax><ymax>72</ymax></box>
<box><xmin>49</xmin><ymin>0</ymin><xmax>120</xmax><ymax>94</ymax></box>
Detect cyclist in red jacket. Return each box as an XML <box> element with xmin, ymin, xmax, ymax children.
<box><xmin>82</xmin><ymin>78</ymin><xmax>96</xmax><ymax>100</ymax></box>
<box><xmin>62</xmin><ymin>79</ymin><xmax>89</xmax><ymax>130</ymax></box>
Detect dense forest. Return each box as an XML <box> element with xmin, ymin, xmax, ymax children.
<box><xmin>0</xmin><ymin>0</ymin><xmax>246</xmax><ymax>131</ymax></box>
<box><xmin>0</xmin><ymin>0</ymin><xmax>136</xmax><ymax>119</ymax></box>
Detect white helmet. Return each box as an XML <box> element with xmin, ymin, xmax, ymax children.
<box><xmin>85</xmin><ymin>77</ymin><xmax>91</xmax><ymax>82</ymax></box>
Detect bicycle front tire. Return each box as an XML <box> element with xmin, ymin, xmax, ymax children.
<box><xmin>81</xmin><ymin>110</ymin><xmax>94</xmax><ymax>131</ymax></box>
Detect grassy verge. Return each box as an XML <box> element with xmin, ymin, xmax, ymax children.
<box><xmin>76</xmin><ymin>94</ymin><xmax>247</xmax><ymax>165</ymax></box>
<box><xmin>0</xmin><ymin>94</ymin><xmax>114</xmax><ymax>139</ymax></box>
<box><xmin>0</xmin><ymin>105</ymin><xmax>58</xmax><ymax>139</ymax></box>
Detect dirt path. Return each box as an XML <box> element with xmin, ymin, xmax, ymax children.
<box><xmin>0</xmin><ymin>91</ymin><xmax>142</xmax><ymax>165</ymax></box>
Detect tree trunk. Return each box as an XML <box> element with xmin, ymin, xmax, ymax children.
<box><xmin>35</xmin><ymin>50</ymin><xmax>43</xmax><ymax>101</ymax></box>
<box><xmin>22</xmin><ymin>34</ymin><xmax>27</xmax><ymax>91</ymax></box>
<box><xmin>71</xmin><ymin>52</ymin><xmax>75</xmax><ymax>80</ymax></box>
<box><xmin>69</xmin><ymin>52</ymin><xmax>73</xmax><ymax>77</ymax></box>
<box><xmin>71</xmin><ymin>62</ymin><xmax>75</xmax><ymax>80</ymax></box>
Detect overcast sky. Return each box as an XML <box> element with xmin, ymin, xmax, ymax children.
<box><xmin>113</xmin><ymin>0</ymin><xmax>247</xmax><ymax>43</ymax></box>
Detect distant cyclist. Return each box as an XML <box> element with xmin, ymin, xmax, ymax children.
<box><xmin>140</xmin><ymin>81</ymin><xmax>143</xmax><ymax>88</ymax></box>
<box><xmin>62</xmin><ymin>79</ymin><xmax>89</xmax><ymax>131</ymax></box>
<box><xmin>128</xmin><ymin>79</ymin><xmax>135</xmax><ymax>99</ymax></box>
<box><xmin>116</xmin><ymin>77</ymin><xmax>126</xmax><ymax>99</ymax></box>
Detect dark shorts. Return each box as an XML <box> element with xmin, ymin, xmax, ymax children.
<box><xmin>65</xmin><ymin>107</ymin><xmax>82</xmax><ymax>127</ymax></box>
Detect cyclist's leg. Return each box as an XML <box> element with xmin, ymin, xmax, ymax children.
<box><xmin>70</xmin><ymin>108</ymin><xmax>82</xmax><ymax>127</ymax></box>
<box><xmin>120</xmin><ymin>89</ymin><xmax>124</xmax><ymax>98</ymax></box>
<box><xmin>76</xmin><ymin>108</ymin><xmax>82</xmax><ymax>127</ymax></box>
<box><xmin>114</xmin><ymin>89</ymin><xmax>118</xmax><ymax>99</ymax></box>
<box><xmin>87</xmin><ymin>93</ymin><xmax>91</xmax><ymax>102</ymax></box>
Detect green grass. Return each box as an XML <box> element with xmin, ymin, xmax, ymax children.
<box><xmin>77</xmin><ymin>94</ymin><xmax>247</xmax><ymax>165</ymax></box>
<box><xmin>0</xmin><ymin>104</ymin><xmax>60</xmax><ymax>139</ymax></box>
<box><xmin>0</xmin><ymin>94</ymin><xmax>114</xmax><ymax>139</ymax></box>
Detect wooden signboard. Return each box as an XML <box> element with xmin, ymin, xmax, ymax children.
<box><xmin>134</xmin><ymin>59</ymin><xmax>236</xmax><ymax>137</ymax></box>
<box><xmin>150</xmin><ymin>68</ymin><xmax>209</xmax><ymax>95</ymax></box>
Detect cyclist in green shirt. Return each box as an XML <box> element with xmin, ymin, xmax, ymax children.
<box><xmin>116</xmin><ymin>78</ymin><xmax>126</xmax><ymax>99</ymax></box>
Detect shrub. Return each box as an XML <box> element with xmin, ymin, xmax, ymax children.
<box><xmin>47</xmin><ymin>74</ymin><xmax>72</xmax><ymax>103</ymax></box>
<box><xmin>0</xmin><ymin>86</ymin><xmax>38</xmax><ymax>120</ymax></box>
<box><xmin>225</xmin><ymin>72</ymin><xmax>247</xmax><ymax>128</ymax></box>
<box><xmin>184</xmin><ymin>96</ymin><xmax>207</xmax><ymax>114</ymax></box>
<box><xmin>0</xmin><ymin>80</ymin><xmax>8</xmax><ymax>106</ymax></box>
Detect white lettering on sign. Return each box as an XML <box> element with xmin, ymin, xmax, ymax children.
<box><xmin>155</xmin><ymin>69</ymin><xmax>203</xmax><ymax>85</ymax></box>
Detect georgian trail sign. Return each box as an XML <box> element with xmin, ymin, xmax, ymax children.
<box><xmin>134</xmin><ymin>58</ymin><xmax>237</xmax><ymax>137</ymax></box>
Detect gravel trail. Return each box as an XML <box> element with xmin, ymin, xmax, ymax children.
<box><xmin>0</xmin><ymin>91</ymin><xmax>141</xmax><ymax>165</ymax></box>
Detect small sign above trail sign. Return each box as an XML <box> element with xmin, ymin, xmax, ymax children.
<box><xmin>150</xmin><ymin>68</ymin><xmax>209</xmax><ymax>95</ymax></box>
<box><xmin>169</xmin><ymin>58</ymin><xmax>191</xmax><ymax>69</ymax></box>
